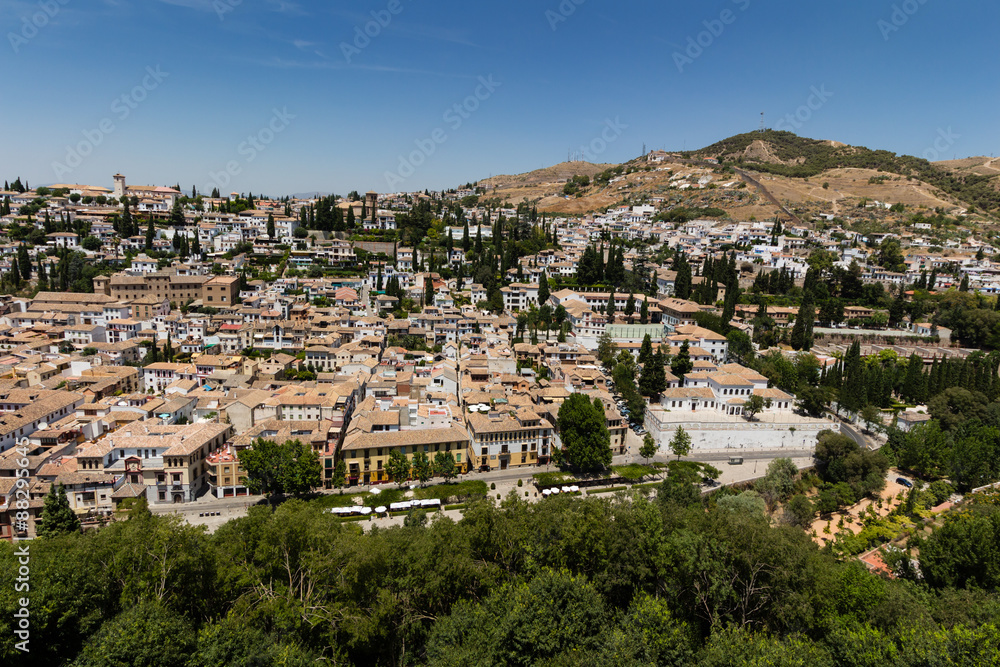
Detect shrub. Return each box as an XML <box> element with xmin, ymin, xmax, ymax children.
<box><xmin>490</xmin><ymin>482</ymin><xmax>496</xmax><ymax>490</ymax></box>
<box><xmin>928</xmin><ymin>480</ymin><xmax>954</xmax><ymax>506</ymax></box>
<box><xmin>517</xmin><ymin>479</ymin><xmax>523</xmax><ymax>487</ymax></box>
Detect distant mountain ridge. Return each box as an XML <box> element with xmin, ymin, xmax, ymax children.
<box><xmin>290</xmin><ymin>191</ymin><xmax>331</xmax><ymax>199</ymax></box>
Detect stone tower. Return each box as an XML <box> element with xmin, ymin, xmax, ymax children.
<box><xmin>365</xmin><ymin>191</ymin><xmax>378</xmax><ymax>223</ymax></box>
<box><xmin>113</xmin><ymin>173</ymin><xmax>126</xmax><ymax>199</ymax></box>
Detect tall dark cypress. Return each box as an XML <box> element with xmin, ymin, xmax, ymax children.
<box><xmin>840</xmin><ymin>341</ymin><xmax>865</xmax><ymax>413</ymax></box>
<box><xmin>927</xmin><ymin>357</ymin><xmax>941</xmax><ymax>397</ymax></box>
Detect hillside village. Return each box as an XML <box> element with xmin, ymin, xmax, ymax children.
<box><xmin>1</xmin><ymin>148</ymin><xmax>999</xmax><ymax>538</ymax></box>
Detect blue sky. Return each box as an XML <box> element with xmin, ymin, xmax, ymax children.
<box><xmin>3</xmin><ymin>0</ymin><xmax>998</xmax><ymax>196</ymax></box>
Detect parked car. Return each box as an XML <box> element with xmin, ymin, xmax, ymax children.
<box><xmin>896</xmin><ymin>477</ymin><xmax>913</xmax><ymax>488</ymax></box>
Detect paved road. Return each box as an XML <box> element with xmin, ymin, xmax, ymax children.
<box><xmin>840</xmin><ymin>421</ymin><xmax>867</xmax><ymax>448</ymax></box>
<box><xmin>152</xmin><ymin>426</ymin><xmax>818</xmax><ymax>531</ymax></box>
<box><xmin>814</xmin><ymin>327</ymin><xmax>924</xmax><ymax>337</ymax></box>
<box><xmin>688</xmin><ymin>448</ymin><xmax>813</xmax><ymax>462</ymax></box>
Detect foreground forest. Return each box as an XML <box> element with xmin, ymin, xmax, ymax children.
<box><xmin>3</xmin><ymin>474</ymin><xmax>1000</xmax><ymax>667</ymax></box>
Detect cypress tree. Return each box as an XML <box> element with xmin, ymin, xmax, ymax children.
<box><xmin>675</xmin><ymin>256</ymin><xmax>692</xmax><ymax>300</ymax></box>
<box><xmin>670</xmin><ymin>340</ymin><xmax>693</xmax><ymax>384</ymax></box>
<box><xmin>790</xmin><ymin>290</ymin><xmax>815</xmax><ymax>351</ymax></box>
<box><xmin>840</xmin><ymin>341</ymin><xmax>865</xmax><ymax>413</ymax></box>
<box><xmin>803</xmin><ymin>268</ymin><xmax>819</xmax><ymax>295</ymax></box>
<box><xmin>36</xmin><ymin>257</ymin><xmax>47</xmax><ymax>290</ymax></box>
<box><xmin>36</xmin><ymin>484</ymin><xmax>80</xmax><ymax>538</ymax></box>
<box><xmin>753</xmin><ymin>269</ymin><xmax>766</xmax><ymax>292</ymax></box>
<box><xmin>121</xmin><ymin>198</ymin><xmax>134</xmax><ymax>238</ymax></box>
<box><xmin>927</xmin><ymin>357</ymin><xmax>941</xmax><ymax>398</ymax></box>
<box><xmin>638</xmin><ymin>333</ymin><xmax>654</xmax><ymax>368</ymax></box>
<box><xmin>17</xmin><ymin>246</ymin><xmax>30</xmax><ymax>280</ymax></box>
<box><xmin>720</xmin><ymin>272</ymin><xmax>740</xmax><ymax>330</ymax></box>
<box><xmin>902</xmin><ymin>354</ymin><xmax>926</xmax><ymax>404</ymax></box>
<box><xmin>538</xmin><ymin>269</ymin><xmax>550</xmax><ymax>306</ymax></box>
<box><xmin>10</xmin><ymin>258</ymin><xmax>21</xmax><ymax>289</ymax></box>
<box><xmin>640</xmin><ymin>349</ymin><xmax>667</xmax><ymax>397</ymax></box>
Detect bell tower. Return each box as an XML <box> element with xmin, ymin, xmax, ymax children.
<box><xmin>113</xmin><ymin>173</ymin><xmax>126</xmax><ymax>199</ymax></box>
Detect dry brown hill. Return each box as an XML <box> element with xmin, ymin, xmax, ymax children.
<box><xmin>936</xmin><ymin>156</ymin><xmax>1000</xmax><ymax>178</ymax></box>
<box><xmin>484</xmin><ymin>155</ymin><xmax>966</xmax><ymax>222</ymax></box>
<box><xmin>480</xmin><ymin>161</ymin><xmax>613</xmax><ymax>190</ymax></box>
<box><xmin>474</xmin><ymin>133</ymin><xmax>998</xmax><ymax>225</ymax></box>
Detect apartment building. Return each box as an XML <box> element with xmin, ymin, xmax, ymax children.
<box><xmin>75</xmin><ymin>422</ymin><xmax>232</xmax><ymax>504</ymax></box>
<box><xmin>467</xmin><ymin>407</ymin><xmax>554</xmax><ymax>471</ymax></box>
<box><xmin>95</xmin><ymin>271</ymin><xmax>239</xmax><ymax>307</ymax></box>
<box><xmin>143</xmin><ymin>362</ymin><xmax>198</xmax><ymax>393</ymax></box>
<box><xmin>340</xmin><ymin>425</ymin><xmax>470</xmax><ymax>485</ymax></box>
<box><xmin>205</xmin><ymin>445</ymin><xmax>248</xmax><ymax>498</ymax></box>
<box><xmin>0</xmin><ymin>389</ymin><xmax>86</xmax><ymax>453</ymax></box>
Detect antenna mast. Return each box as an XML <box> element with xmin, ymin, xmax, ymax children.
<box><xmin>759</xmin><ymin>112</ymin><xmax>765</xmax><ymax>133</ymax></box>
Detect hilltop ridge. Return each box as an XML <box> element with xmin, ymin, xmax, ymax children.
<box><xmin>472</xmin><ymin>131</ymin><xmax>999</xmax><ymax>225</ymax></box>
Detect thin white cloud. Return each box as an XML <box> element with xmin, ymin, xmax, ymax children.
<box><xmin>290</xmin><ymin>38</ymin><xmax>326</xmax><ymax>58</ymax></box>
<box><xmin>154</xmin><ymin>0</ymin><xmax>214</xmax><ymax>10</ymax></box>
<box><xmin>152</xmin><ymin>0</ymin><xmax>305</xmax><ymax>16</ymax></box>
<box><xmin>325</xmin><ymin>9</ymin><xmax>478</xmax><ymax>49</ymax></box>
<box><xmin>247</xmin><ymin>56</ymin><xmax>479</xmax><ymax>79</ymax></box>
<box><xmin>385</xmin><ymin>22</ymin><xmax>478</xmax><ymax>48</ymax></box>
<box><xmin>267</xmin><ymin>0</ymin><xmax>305</xmax><ymax>15</ymax></box>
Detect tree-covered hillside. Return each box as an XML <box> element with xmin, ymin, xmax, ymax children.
<box><xmin>4</xmin><ymin>481</ymin><xmax>1000</xmax><ymax>666</ymax></box>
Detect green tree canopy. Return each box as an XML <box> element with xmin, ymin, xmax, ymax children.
<box><xmin>557</xmin><ymin>393</ymin><xmax>612</xmax><ymax>472</ymax></box>
<box><xmin>669</xmin><ymin>426</ymin><xmax>692</xmax><ymax>460</ymax></box>
<box><xmin>36</xmin><ymin>483</ymin><xmax>81</xmax><ymax>538</ymax></box>
<box><xmin>639</xmin><ymin>433</ymin><xmax>658</xmax><ymax>464</ymax></box>
<box><xmin>238</xmin><ymin>439</ymin><xmax>321</xmax><ymax>500</ymax></box>
<box><xmin>671</xmin><ymin>340</ymin><xmax>693</xmax><ymax>380</ymax></box>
